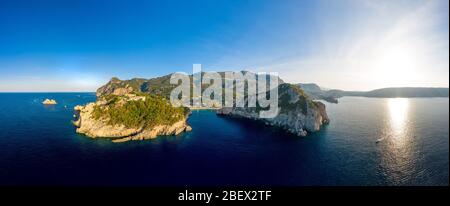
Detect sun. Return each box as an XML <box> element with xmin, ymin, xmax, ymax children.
<box><xmin>375</xmin><ymin>45</ymin><xmax>418</xmax><ymax>87</ymax></box>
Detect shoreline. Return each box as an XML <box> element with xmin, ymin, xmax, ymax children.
<box><xmin>188</xmin><ymin>107</ymin><xmax>221</xmax><ymax>110</ymax></box>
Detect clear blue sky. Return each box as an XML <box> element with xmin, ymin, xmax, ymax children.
<box><xmin>0</xmin><ymin>0</ymin><xmax>448</xmax><ymax>91</ymax></box>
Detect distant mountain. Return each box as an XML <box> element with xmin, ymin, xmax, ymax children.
<box><xmin>356</xmin><ymin>87</ymin><xmax>449</xmax><ymax>98</ymax></box>
<box><xmin>298</xmin><ymin>83</ymin><xmax>449</xmax><ymax>102</ymax></box>
<box><xmin>298</xmin><ymin>83</ymin><xmax>339</xmax><ymax>103</ymax></box>
<box><xmin>298</xmin><ymin>83</ymin><xmax>322</xmax><ymax>94</ymax></box>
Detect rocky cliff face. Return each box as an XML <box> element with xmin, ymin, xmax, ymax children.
<box><xmin>217</xmin><ymin>83</ymin><xmax>329</xmax><ymax>136</ymax></box>
<box><xmin>74</xmin><ymin>101</ymin><xmax>192</xmax><ymax>143</ymax></box>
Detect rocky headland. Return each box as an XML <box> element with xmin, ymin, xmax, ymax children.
<box><xmin>73</xmin><ymin>87</ymin><xmax>192</xmax><ymax>142</ymax></box>
<box><xmin>217</xmin><ymin>83</ymin><xmax>329</xmax><ymax>136</ymax></box>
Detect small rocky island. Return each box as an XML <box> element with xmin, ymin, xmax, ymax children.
<box><xmin>42</xmin><ymin>99</ymin><xmax>57</xmax><ymax>105</ymax></box>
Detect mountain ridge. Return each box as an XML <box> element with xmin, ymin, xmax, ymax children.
<box><xmin>298</xmin><ymin>83</ymin><xmax>449</xmax><ymax>103</ymax></box>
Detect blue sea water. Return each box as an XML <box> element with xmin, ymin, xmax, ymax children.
<box><xmin>0</xmin><ymin>93</ymin><xmax>448</xmax><ymax>186</ymax></box>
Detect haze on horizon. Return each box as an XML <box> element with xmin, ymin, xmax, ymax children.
<box><xmin>0</xmin><ymin>0</ymin><xmax>448</xmax><ymax>92</ymax></box>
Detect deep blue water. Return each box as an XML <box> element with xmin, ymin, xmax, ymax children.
<box><xmin>0</xmin><ymin>93</ymin><xmax>448</xmax><ymax>186</ymax></box>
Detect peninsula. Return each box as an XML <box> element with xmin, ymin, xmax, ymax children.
<box><xmin>73</xmin><ymin>72</ymin><xmax>329</xmax><ymax>141</ymax></box>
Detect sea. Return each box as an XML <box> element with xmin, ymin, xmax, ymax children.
<box><xmin>0</xmin><ymin>93</ymin><xmax>448</xmax><ymax>186</ymax></box>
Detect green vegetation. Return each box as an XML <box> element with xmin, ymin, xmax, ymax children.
<box><xmin>92</xmin><ymin>93</ymin><xmax>189</xmax><ymax>128</ymax></box>
<box><xmin>278</xmin><ymin>83</ymin><xmax>316</xmax><ymax>115</ymax></box>
<box><xmin>236</xmin><ymin>83</ymin><xmax>316</xmax><ymax>116</ymax></box>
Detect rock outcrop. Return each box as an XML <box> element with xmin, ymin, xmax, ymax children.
<box><xmin>217</xmin><ymin>83</ymin><xmax>329</xmax><ymax>136</ymax></box>
<box><xmin>42</xmin><ymin>99</ymin><xmax>57</xmax><ymax>105</ymax></box>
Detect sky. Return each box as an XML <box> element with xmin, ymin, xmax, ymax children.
<box><xmin>0</xmin><ymin>0</ymin><xmax>448</xmax><ymax>92</ymax></box>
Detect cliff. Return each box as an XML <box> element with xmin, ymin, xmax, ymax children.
<box><xmin>217</xmin><ymin>83</ymin><xmax>329</xmax><ymax>136</ymax></box>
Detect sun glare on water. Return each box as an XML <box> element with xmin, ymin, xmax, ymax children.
<box><xmin>380</xmin><ymin>97</ymin><xmax>417</xmax><ymax>184</ymax></box>
<box><xmin>387</xmin><ymin>98</ymin><xmax>409</xmax><ymax>147</ymax></box>
<box><xmin>387</xmin><ymin>98</ymin><xmax>410</xmax><ymax>138</ymax></box>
